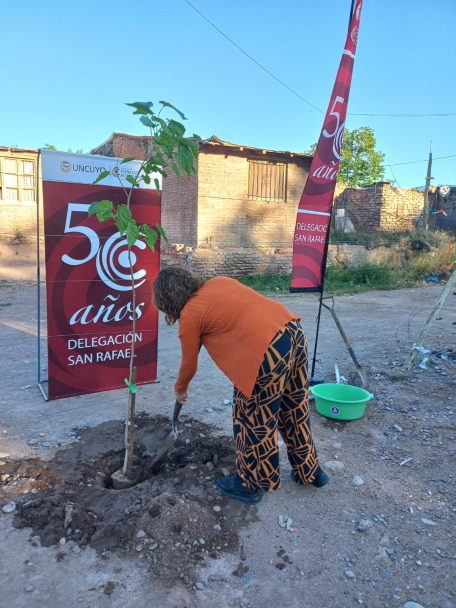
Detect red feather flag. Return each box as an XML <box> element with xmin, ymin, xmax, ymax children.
<box><xmin>291</xmin><ymin>0</ymin><xmax>364</xmax><ymax>292</ymax></box>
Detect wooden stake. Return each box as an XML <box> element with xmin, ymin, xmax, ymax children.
<box><xmin>422</xmin><ymin>142</ymin><xmax>433</xmax><ymax>230</ymax></box>
<box><xmin>404</xmin><ymin>271</ymin><xmax>456</xmax><ymax>370</ymax></box>
<box><xmin>126</xmin><ymin>366</ymin><xmax>137</xmax><ymax>471</ymax></box>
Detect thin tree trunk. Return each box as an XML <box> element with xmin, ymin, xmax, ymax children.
<box><xmin>122</xmin><ymin>188</ymin><xmax>138</xmax><ymax>476</ymax></box>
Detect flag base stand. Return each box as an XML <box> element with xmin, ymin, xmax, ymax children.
<box><xmin>309</xmin><ymin>374</ymin><xmax>324</xmax><ymax>386</ymax></box>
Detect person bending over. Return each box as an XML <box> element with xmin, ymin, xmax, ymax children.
<box><xmin>153</xmin><ymin>267</ymin><xmax>329</xmax><ymax>504</ymax></box>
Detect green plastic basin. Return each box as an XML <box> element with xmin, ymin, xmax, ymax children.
<box><xmin>309</xmin><ymin>383</ymin><xmax>374</xmax><ymax>420</ymax></box>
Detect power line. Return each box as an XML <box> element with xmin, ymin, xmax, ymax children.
<box><xmin>389</xmin><ymin>166</ymin><xmax>400</xmax><ymax>188</ymax></box>
<box><xmin>386</xmin><ymin>154</ymin><xmax>456</xmax><ymax>167</ymax></box>
<box><xmin>183</xmin><ymin>0</ymin><xmax>323</xmax><ymax>114</ymax></box>
<box><xmin>183</xmin><ymin>0</ymin><xmax>456</xmax><ymax>119</ymax></box>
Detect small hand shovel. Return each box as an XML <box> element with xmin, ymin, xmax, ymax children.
<box><xmin>148</xmin><ymin>400</ymin><xmax>183</xmax><ymax>467</ymax></box>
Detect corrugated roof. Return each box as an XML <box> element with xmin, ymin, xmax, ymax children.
<box><xmin>0</xmin><ymin>146</ymin><xmax>38</xmax><ymax>154</ymax></box>
<box><xmin>203</xmin><ymin>135</ymin><xmax>312</xmax><ymax>158</ymax></box>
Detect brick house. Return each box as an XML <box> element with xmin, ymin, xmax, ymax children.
<box><xmin>91</xmin><ymin>133</ymin><xmax>313</xmax><ymax>276</ymax></box>
<box><xmin>0</xmin><ymin>146</ymin><xmax>43</xmax><ymax>240</ymax></box>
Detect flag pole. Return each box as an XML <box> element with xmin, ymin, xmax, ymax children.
<box><xmin>349</xmin><ymin>0</ymin><xmax>356</xmax><ymax>26</ymax></box>
<box><xmin>310</xmin><ymin>207</ymin><xmax>333</xmax><ymax>382</ymax></box>
<box><xmin>309</xmin><ymin>0</ymin><xmax>356</xmax><ymax>384</ymax></box>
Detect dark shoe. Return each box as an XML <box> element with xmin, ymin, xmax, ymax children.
<box><xmin>216</xmin><ymin>474</ymin><xmax>262</xmax><ymax>505</ymax></box>
<box><xmin>290</xmin><ymin>466</ymin><xmax>330</xmax><ymax>488</ymax></box>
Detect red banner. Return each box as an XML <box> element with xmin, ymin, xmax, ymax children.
<box><xmin>41</xmin><ymin>150</ymin><xmax>161</xmax><ymax>400</ymax></box>
<box><xmin>291</xmin><ymin>0</ymin><xmax>363</xmax><ymax>292</ymax></box>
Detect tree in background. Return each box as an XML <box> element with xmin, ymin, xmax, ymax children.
<box><xmin>43</xmin><ymin>144</ymin><xmax>84</xmax><ymax>153</ymax></box>
<box><xmin>306</xmin><ymin>126</ymin><xmax>385</xmax><ymax>187</ymax></box>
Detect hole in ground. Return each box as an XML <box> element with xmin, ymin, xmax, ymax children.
<box><xmin>9</xmin><ymin>415</ymin><xmax>258</xmax><ymax>585</ymax></box>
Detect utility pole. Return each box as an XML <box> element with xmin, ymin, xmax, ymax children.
<box><xmin>422</xmin><ymin>142</ymin><xmax>433</xmax><ymax>230</ymax></box>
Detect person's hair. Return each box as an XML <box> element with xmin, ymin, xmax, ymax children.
<box><xmin>153</xmin><ymin>267</ymin><xmax>205</xmax><ymax>325</ymax></box>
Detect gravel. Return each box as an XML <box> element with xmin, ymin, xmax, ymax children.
<box><xmin>352</xmin><ymin>475</ymin><xmax>364</xmax><ymax>486</ymax></box>
<box><xmin>2</xmin><ymin>501</ymin><xmax>16</xmax><ymax>513</ymax></box>
<box><xmin>195</xmin><ymin>582</ymin><xmax>205</xmax><ymax>590</ymax></box>
<box><xmin>324</xmin><ymin>461</ymin><xmax>344</xmax><ymax>471</ymax></box>
<box><xmin>345</xmin><ymin>571</ymin><xmax>354</xmax><ymax>578</ymax></box>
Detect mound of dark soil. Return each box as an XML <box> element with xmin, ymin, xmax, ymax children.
<box><xmin>2</xmin><ymin>414</ymin><xmax>258</xmax><ymax>583</ymax></box>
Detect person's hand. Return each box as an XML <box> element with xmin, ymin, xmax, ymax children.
<box><xmin>175</xmin><ymin>391</ymin><xmax>188</xmax><ymax>405</ymax></box>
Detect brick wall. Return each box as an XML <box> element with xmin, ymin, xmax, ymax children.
<box><xmin>197</xmin><ymin>147</ymin><xmax>309</xmax><ymax>246</ymax></box>
<box><xmin>161</xmin><ymin>145</ymin><xmax>311</xmax><ymax>276</ymax></box>
<box><xmin>334</xmin><ymin>182</ymin><xmax>425</xmax><ymax>233</ymax></box>
<box><xmin>160</xmin><ymin>157</ymin><xmax>198</xmax><ymax>246</ymax></box>
<box><xmin>161</xmin><ymin>243</ymin><xmax>294</xmax><ymax>277</ymax></box>
<box><xmin>110</xmin><ymin>133</ymin><xmax>150</xmax><ymax>160</ymax></box>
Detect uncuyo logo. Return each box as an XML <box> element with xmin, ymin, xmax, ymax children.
<box><xmin>61</xmin><ymin>203</ymin><xmax>146</xmax><ymax>292</ymax></box>
<box><xmin>96</xmin><ymin>233</ymin><xmax>146</xmax><ymax>291</ymax></box>
<box><xmin>60</xmin><ymin>160</ymin><xmax>71</xmax><ymax>173</ymax></box>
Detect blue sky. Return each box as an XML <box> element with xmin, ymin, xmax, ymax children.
<box><xmin>2</xmin><ymin>0</ymin><xmax>455</xmax><ymax>187</ymax></box>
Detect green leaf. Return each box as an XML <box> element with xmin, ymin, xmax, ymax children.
<box><xmin>172</xmin><ymin>163</ymin><xmax>180</xmax><ymax>178</ymax></box>
<box><xmin>148</xmin><ymin>155</ymin><xmax>167</xmax><ymax>167</ymax></box>
<box><xmin>151</xmin><ymin>115</ymin><xmax>167</xmax><ymax>129</ymax></box>
<box><xmin>126</xmin><ymin>219</ymin><xmax>140</xmax><ymax>248</ymax></box>
<box><xmin>155</xmin><ymin>223</ymin><xmax>168</xmax><ymax>243</ymax></box>
<box><xmin>91</xmin><ymin>170</ymin><xmax>111</xmax><ymax>186</ymax></box>
<box><xmin>120</xmin><ymin>157</ymin><xmax>135</xmax><ymax>164</ymax></box>
<box><xmin>177</xmin><ymin>144</ymin><xmax>194</xmax><ymax>175</ymax></box>
<box><xmin>125</xmin><ymin>101</ymin><xmax>154</xmax><ymax>115</ymax></box>
<box><xmin>116</xmin><ymin>204</ymin><xmax>132</xmax><ymax>235</ymax></box>
<box><xmin>159</xmin><ymin>101</ymin><xmax>187</xmax><ymax>120</ymax></box>
<box><xmin>88</xmin><ymin>202</ymin><xmax>98</xmax><ymax>217</ymax></box>
<box><xmin>187</xmin><ymin>140</ymin><xmax>199</xmax><ymax>159</ymax></box>
<box><xmin>126</xmin><ymin>174</ymin><xmax>140</xmax><ymax>188</ymax></box>
<box><xmin>140</xmin><ymin>224</ymin><xmax>158</xmax><ymax>251</ymax></box>
<box><xmin>168</xmin><ymin>119</ymin><xmax>186</xmax><ymax>138</ymax></box>
<box><xmin>140</xmin><ymin>116</ymin><xmax>156</xmax><ymax>128</ymax></box>
<box><xmin>96</xmin><ymin>200</ymin><xmax>115</xmax><ymax>221</ymax></box>
<box><xmin>192</xmin><ymin>133</ymin><xmax>204</xmax><ymax>142</ymax></box>
<box><xmin>144</xmin><ymin>157</ymin><xmax>167</xmax><ymax>175</ymax></box>
<box><xmin>154</xmin><ymin>178</ymin><xmax>161</xmax><ymax>195</ymax></box>
<box><xmin>155</xmin><ymin>129</ymin><xmax>174</xmax><ymax>147</ymax></box>
<box><xmin>154</xmin><ymin>167</ymin><xmax>168</xmax><ymax>179</ymax></box>
<box><xmin>143</xmin><ymin>174</ymin><xmax>151</xmax><ymax>185</ymax></box>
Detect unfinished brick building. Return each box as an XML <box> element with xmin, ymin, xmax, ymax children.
<box><xmin>333</xmin><ymin>182</ymin><xmax>425</xmax><ymax>233</ymax></box>
<box><xmin>91</xmin><ymin>133</ymin><xmax>313</xmax><ymax>276</ymax></box>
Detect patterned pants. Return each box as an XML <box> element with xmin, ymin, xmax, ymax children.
<box><xmin>233</xmin><ymin>320</ymin><xmax>319</xmax><ymax>491</ymax></box>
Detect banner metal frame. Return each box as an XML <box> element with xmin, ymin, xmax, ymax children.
<box><xmin>36</xmin><ymin>149</ymin><xmax>49</xmax><ymax>401</ymax></box>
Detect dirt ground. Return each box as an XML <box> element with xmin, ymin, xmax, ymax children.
<box><xmin>1</xmin><ymin>240</ymin><xmax>456</xmax><ymax>608</ymax></box>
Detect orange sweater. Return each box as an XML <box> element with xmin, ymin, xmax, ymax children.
<box><xmin>174</xmin><ymin>277</ymin><xmax>300</xmax><ymax>398</ymax></box>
